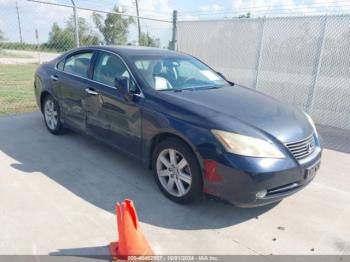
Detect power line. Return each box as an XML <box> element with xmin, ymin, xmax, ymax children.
<box><xmin>26</xmin><ymin>0</ymin><xmax>172</xmax><ymax>23</ymax></box>
<box><xmin>75</xmin><ymin>0</ymin><xmax>173</xmax><ymax>15</ymax></box>
<box><xmin>122</xmin><ymin>5</ymin><xmax>173</xmax><ymax>15</ymax></box>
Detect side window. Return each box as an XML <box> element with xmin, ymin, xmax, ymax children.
<box><xmin>93</xmin><ymin>52</ymin><xmax>138</xmax><ymax>93</ymax></box>
<box><xmin>63</xmin><ymin>52</ymin><xmax>93</xmax><ymax>78</ymax></box>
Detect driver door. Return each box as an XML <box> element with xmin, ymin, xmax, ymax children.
<box><xmin>83</xmin><ymin>51</ymin><xmax>142</xmax><ymax>158</ymax></box>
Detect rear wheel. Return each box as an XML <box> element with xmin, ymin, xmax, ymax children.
<box><xmin>152</xmin><ymin>138</ymin><xmax>202</xmax><ymax>204</ymax></box>
<box><xmin>43</xmin><ymin>95</ymin><xmax>64</xmax><ymax>135</ymax></box>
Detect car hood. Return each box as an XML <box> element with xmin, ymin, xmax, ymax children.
<box><xmin>159</xmin><ymin>85</ymin><xmax>313</xmax><ymax>143</ymax></box>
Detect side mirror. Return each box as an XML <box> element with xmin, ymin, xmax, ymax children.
<box><xmin>115</xmin><ymin>76</ymin><xmax>132</xmax><ymax>101</ymax></box>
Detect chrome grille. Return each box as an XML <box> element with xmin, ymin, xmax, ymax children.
<box><xmin>286</xmin><ymin>135</ymin><xmax>315</xmax><ymax>160</ymax></box>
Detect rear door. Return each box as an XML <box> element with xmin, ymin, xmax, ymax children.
<box><xmin>83</xmin><ymin>51</ymin><xmax>143</xmax><ymax>157</ymax></box>
<box><xmin>53</xmin><ymin>50</ymin><xmax>95</xmax><ymax>131</ymax></box>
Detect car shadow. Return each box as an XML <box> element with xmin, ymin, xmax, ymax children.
<box><xmin>316</xmin><ymin>124</ymin><xmax>350</xmax><ymax>154</ymax></box>
<box><xmin>49</xmin><ymin>246</ymin><xmax>111</xmax><ymax>261</ymax></box>
<box><xmin>1</xmin><ymin>113</ymin><xmax>277</xmax><ymax>231</ymax></box>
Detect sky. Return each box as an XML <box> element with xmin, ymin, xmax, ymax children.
<box><xmin>0</xmin><ymin>0</ymin><xmax>350</xmax><ymax>47</ymax></box>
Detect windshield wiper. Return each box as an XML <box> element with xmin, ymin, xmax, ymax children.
<box><xmin>159</xmin><ymin>87</ymin><xmax>196</xmax><ymax>92</ymax></box>
<box><xmin>158</xmin><ymin>85</ymin><xmax>229</xmax><ymax>92</ymax></box>
<box><xmin>192</xmin><ymin>85</ymin><xmax>224</xmax><ymax>90</ymax></box>
<box><xmin>159</xmin><ymin>88</ymin><xmax>185</xmax><ymax>92</ymax></box>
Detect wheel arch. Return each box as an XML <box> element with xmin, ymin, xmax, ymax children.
<box><xmin>149</xmin><ymin>131</ymin><xmax>204</xmax><ymax>175</ymax></box>
<box><xmin>39</xmin><ymin>91</ymin><xmax>54</xmax><ymax>113</ymax></box>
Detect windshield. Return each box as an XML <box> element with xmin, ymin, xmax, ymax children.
<box><xmin>131</xmin><ymin>55</ymin><xmax>229</xmax><ymax>91</ymax></box>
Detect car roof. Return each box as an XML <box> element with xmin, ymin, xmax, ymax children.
<box><xmin>79</xmin><ymin>45</ymin><xmax>186</xmax><ymax>57</ymax></box>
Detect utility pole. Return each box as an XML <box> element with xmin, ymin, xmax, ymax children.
<box><xmin>134</xmin><ymin>0</ymin><xmax>141</xmax><ymax>45</ymax></box>
<box><xmin>170</xmin><ymin>10</ymin><xmax>177</xmax><ymax>50</ymax></box>
<box><xmin>15</xmin><ymin>1</ymin><xmax>23</xmax><ymax>44</ymax></box>
<box><xmin>70</xmin><ymin>0</ymin><xmax>79</xmax><ymax>47</ymax></box>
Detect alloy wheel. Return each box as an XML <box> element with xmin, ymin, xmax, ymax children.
<box><xmin>156</xmin><ymin>148</ymin><xmax>192</xmax><ymax>197</ymax></box>
<box><xmin>44</xmin><ymin>99</ymin><xmax>58</xmax><ymax>130</ymax></box>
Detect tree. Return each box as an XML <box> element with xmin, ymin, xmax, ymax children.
<box><xmin>238</xmin><ymin>12</ymin><xmax>251</xmax><ymax>18</ymax></box>
<box><xmin>0</xmin><ymin>30</ymin><xmax>6</xmax><ymax>42</ymax></box>
<box><xmin>47</xmin><ymin>23</ymin><xmax>73</xmax><ymax>51</ymax></box>
<box><xmin>66</xmin><ymin>16</ymin><xmax>100</xmax><ymax>46</ymax></box>
<box><xmin>140</xmin><ymin>32</ymin><xmax>160</xmax><ymax>47</ymax></box>
<box><xmin>93</xmin><ymin>6</ymin><xmax>134</xmax><ymax>45</ymax></box>
<box><xmin>46</xmin><ymin>16</ymin><xmax>100</xmax><ymax>51</ymax></box>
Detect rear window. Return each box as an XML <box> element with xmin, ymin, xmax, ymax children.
<box><xmin>63</xmin><ymin>52</ymin><xmax>93</xmax><ymax>78</ymax></box>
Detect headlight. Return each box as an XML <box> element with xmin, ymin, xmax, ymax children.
<box><xmin>212</xmin><ymin>130</ymin><xmax>285</xmax><ymax>158</ymax></box>
<box><xmin>304</xmin><ymin>112</ymin><xmax>316</xmax><ymax>130</ymax></box>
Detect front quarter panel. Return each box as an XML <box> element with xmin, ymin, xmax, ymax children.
<box><xmin>140</xmin><ymin>91</ymin><xmax>230</xmax><ymax>174</ymax></box>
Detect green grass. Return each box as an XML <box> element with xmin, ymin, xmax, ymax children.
<box><xmin>0</xmin><ymin>64</ymin><xmax>38</xmax><ymax>114</ymax></box>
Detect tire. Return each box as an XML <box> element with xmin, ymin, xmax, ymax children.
<box><xmin>42</xmin><ymin>94</ymin><xmax>64</xmax><ymax>135</ymax></box>
<box><xmin>152</xmin><ymin>138</ymin><xmax>202</xmax><ymax>204</ymax></box>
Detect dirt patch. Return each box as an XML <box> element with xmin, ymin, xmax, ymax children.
<box><xmin>0</xmin><ymin>49</ymin><xmax>60</xmax><ymax>64</ymax></box>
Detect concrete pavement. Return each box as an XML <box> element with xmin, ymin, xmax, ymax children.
<box><xmin>0</xmin><ymin>112</ymin><xmax>349</xmax><ymax>258</ymax></box>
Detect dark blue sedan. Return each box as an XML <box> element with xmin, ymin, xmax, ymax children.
<box><xmin>34</xmin><ymin>46</ymin><xmax>322</xmax><ymax>207</ymax></box>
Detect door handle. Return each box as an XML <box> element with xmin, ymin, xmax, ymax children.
<box><xmin>85</xmin><ymin>88</ymin><xmax>99</xmax><ymax>96</ymax></box>
<box><xmin>50</xmin><ymin>75</ymin><xmax>59</xmax><ymax>81</ymax></box>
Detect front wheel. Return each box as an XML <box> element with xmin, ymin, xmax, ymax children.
<box><xmin>152</xmin><ymin>138</ymin><xmax>202</xmax><ymax>204</ymax></box>
<box><xmin>43</xmin><ymin>95</ymin><xmax>64</xmax><ymax>135</ymax></box>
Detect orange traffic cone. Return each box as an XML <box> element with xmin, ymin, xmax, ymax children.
<box><xmin>109</xmin><ymin>199</ymin><xmax>154</xmax><ymax>260</ymax></box>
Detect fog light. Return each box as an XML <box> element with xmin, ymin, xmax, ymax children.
<box><xmin>256</xmin><ymin>190</ymin><xmax>267</xmax><ymax>199</ymax></box>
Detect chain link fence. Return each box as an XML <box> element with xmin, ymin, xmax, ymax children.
<box><xmin>178</xmin><ymin>15</ymin><xmax>350</xmax><ymax>130</ymax></box>
<box><xmin>0</xmin><ymin>0</ymin><xmax>173</xmax><ymax>114</ymax></box>
<box><xmin>1</xmin><ymin>0</ymin><xmax>350</xmax><ymax>132</ymax></box>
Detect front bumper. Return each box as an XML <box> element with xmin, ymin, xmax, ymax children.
<box><xmin>202</xmin><ymin>147</ymin><xmax>322</xmax><ymax>207</ymax></box>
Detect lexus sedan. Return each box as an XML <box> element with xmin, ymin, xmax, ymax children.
<box><xmin>34</xmin><ymin>46</ymin><xmax>322</xmax><ymax>207</ymax></box>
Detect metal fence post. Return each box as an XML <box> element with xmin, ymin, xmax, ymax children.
<box><xmin>306</xmin><ymin>15</ymin><xmax>328</xmax><ymax>113</ymax></box>
<box><xmin>252</xmin><ymin>16</ymin><xmax>265</xmax><ymax>90</ymax></box>
<box><xmin>70</xmin><ymin>0</ymin><xmax>79</xmax><ymax>47</ymax></box>
<box><xmin>170</xmin><ymin>10</ymin><xmax>178</xmax><ymax>50</ymax></box>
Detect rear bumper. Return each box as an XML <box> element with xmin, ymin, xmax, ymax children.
<box><xmin>202</xmin><ymin>148</ymin><xmax>322</xmax><ymax>207</ymax></box>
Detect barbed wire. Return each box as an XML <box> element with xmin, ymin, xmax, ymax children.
<box><xmin>179</xmin><ymin>9</ymin><xmax>350</xmax><ymax>20</ymax></box>
<box><xmin>178</xmin><ymin>0</ymin><xmax>349</xmax><ymax>18</ymax></box>
<box><xmin>179</xmin><ymin>0</ymin><xmax>346</xmax><ymax>16</ymax></box>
